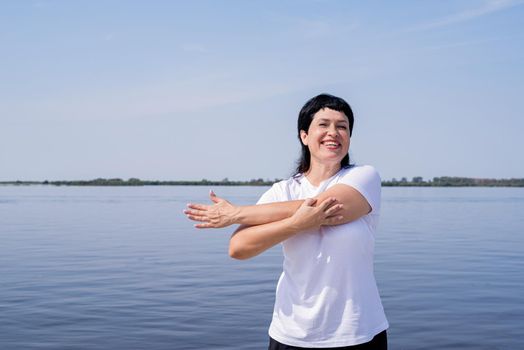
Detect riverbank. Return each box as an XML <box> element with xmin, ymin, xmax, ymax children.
<box><xmin>1</xmin><ymin>176</ymin><xmax>523</xmax><ymax>187</ymax></box>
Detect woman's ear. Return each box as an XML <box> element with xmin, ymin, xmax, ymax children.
<box><xmin>300</xmin><ymin>130</ymin><xmax>308</xmax><ymax>146</ymax></box>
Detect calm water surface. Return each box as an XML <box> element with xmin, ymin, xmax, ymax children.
<box><xmin>1</xmin><ymin>186</ymin><xmax>523</xmax><ymax>350</ymax></box>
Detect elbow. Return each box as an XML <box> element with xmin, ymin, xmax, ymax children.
<box><xmin>229</xmin><ymin>248</ymin><xmax>248</xmax><ymax>260</ymax></box>
<box><xmin>228</xmin><ymin>240</ymin><xmax>252</xmax><ymax>260</ymax></box>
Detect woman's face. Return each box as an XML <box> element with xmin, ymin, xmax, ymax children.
<box><xmin>300</xmin><ymin>108</ymin><xmax>350</xmax><ymax>167</ymax></box>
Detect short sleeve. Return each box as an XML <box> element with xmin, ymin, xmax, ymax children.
<box><xmin>256</xmin><ymin>180</ymin><xmax>290</xmax><ymax>204</ymax></box>
<box><xmin>338</xmin><ymin>165</ymin><xmax>382</xmax><ymax>214</ymax></box>
<box><xmin>256</xmin><ymin>184</ymin><xmax>278</xmax><ymax>205</ymax></box>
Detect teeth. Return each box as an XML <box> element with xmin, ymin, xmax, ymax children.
<box><xmin>325</xmin><ymin>143</ymin><xmax>338</xmax><ymax>147</ymax></box>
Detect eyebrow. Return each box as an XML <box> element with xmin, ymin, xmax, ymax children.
<box><xmin>317</xmin><ymin>118</ymin><xmax>348</xmax><ymax>124</ymax></box>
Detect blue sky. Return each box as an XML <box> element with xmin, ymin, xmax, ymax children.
<box><xmin>1</xmin><ymin>0</ymin><xmax>523</xmax><ymax>181</ymax></box>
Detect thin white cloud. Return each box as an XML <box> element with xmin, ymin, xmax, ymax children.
<box><xmin>424</xmin><ymin>37</ymin><xmax>499</xmax><ymax>51</ymax></box>
<box><xmin>0</xmin><ymin>72</ymin><xmax>342</xmax><ymax>123</ymax></box>
<box><xmin>408</xmin><ymin>0</ymin><xmax>524</xmax><ymax>31</ymax></box>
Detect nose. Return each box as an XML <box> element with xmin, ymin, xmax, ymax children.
<box><xmin>327</xmin><ymin>124</ymin><xmax>339</xmax><ymax>137</ymax></box>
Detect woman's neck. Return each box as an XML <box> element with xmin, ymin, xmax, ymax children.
<box><xmin>304</xmin><ymin>161</ymin><xmax>341</xmax><ymax>187</ymax></box>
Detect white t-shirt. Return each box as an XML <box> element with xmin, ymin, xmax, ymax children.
<box><xmin>257</xmin><ymin>165</ymin><xmax>388</xmax><ymax>348</ymax></box>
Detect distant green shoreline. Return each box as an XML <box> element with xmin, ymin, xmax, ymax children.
<box><xmin>1</xmin><ymin>177</ymin><xmax>523</xmax><ymax>187</ymax></box>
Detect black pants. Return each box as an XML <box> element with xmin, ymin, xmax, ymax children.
<box><xmin>268</xmin><ymin>330</ymin><xmax>387</xmax><ymax>350</ymax></box>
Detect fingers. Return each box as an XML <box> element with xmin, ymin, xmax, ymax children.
<box><xmin>319</xmin><ymin>197</ymin><xmax>338</xmax><ymax>210</ymax></box>
<box><xmin>185</xmin><ymin>194</ymin><xmax>222</xmax><ymax>228</ymax></box>
<box><xmin>324</xmin><ymin>203</ymin><xmax>343</xmax><ymax>216</ymax></box>
<box><xmin>303</xmin><ymin>198</ymin><xmax>317</xmax><ymax>206</ymax></box>
<box><xmin>186</xmin><ymin>212</ymin><xmax>219</xmax><ymax>228</ymax></box>
<box><xmin>195</xmin><ymin>222</ymin><xmax>215</xmax><ymax>229</ymax></box>
<box><xmin>209</xmin><ymin>190</ymin><xmax>220</xmax><ymax>203</ymax></box>
<box><xmin>184</xmin><ymin>207</ymin><xmax>212</xmax><ymax>223</ymax></box>
<box><xmin>183</xmin><ymin>208</ymin><xmax>207</xmax><ymax>217</ymax></box>
<box><xmin>185</xmin><ymin>213</ymin><xmax>207</xmax><ymax>222</ymax></box>
<box><xmin>187</xmin><ymin>203</ymin><xmax>209</xmax><ymax>211</ymax></box>
<box><xmin>322</xmin><ymin>215</ymin><xmax>344</xmax><ymax>226</ymax></box>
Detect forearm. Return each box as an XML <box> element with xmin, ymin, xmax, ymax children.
<box><xmin>229</xmin><ymin>218</ymin><xmax>300</xmax><ymax>260</ymax></box>
<box><xmin>233</xmin><ymin>200</ymin><xmax>303</xmax><ymax>226</ymax></box>
<box><xmin>233</xmin><ymin>184</ymin><xmax>369</xmax><ymax>228</ymax></box>
<box><xmin>229</xmin><ymin>197</ymin><xmax>345</xmax><ymax>259</ymax></box>
<box><xmin>185</xmin><ymin>192</ymin><xmax>345</xmax><ymax>229</ymax></box>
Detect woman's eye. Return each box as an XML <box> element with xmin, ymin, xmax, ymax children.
<box><xmin>337</xmin><ymin>125</ymin><xmax>347</xmax><ymax>129</ymax></box>
<box><xmin>319</xmin><ymin>123</ymin><xmax>327</xmax><ymax>127</ymax></box>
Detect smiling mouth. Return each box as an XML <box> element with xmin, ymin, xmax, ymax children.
<box><xmin>321</xmin><ymin>141</ymin><xmax>341</xmax><ymax>148</ymax></box>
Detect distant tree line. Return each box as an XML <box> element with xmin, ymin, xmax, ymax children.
<box><xmin>0</xmin><ymin>178</ymin><xmax>280</xmax><ymax>187</ymax></box>
<box><xmin>1</xmin><ymin>176</ymin><xmax>523</xmax><ymax>187</ymax></box>
<box><xmin>382</xmin><ymin>176</ymin><xmax>524</xmax><ymax>187</ymax></box>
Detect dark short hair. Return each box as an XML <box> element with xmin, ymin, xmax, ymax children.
<box><xmin>295</xmin><ymin>93</ymin><xmax>354</xmax><ymax>175</ymax></box>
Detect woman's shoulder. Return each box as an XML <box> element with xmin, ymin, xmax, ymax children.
<box><xmin>340</xmin><ymin>164</ymin><xmax>381</xmax><ymax>180</ymax></box>
<box><xmin>337</xmin><ymin>165</ymin><xmax>382</xmax><ymax>192</ymax></box>
<box><xmin>337</xmin><ymin>164</ymin><xmax>382</xmax><ymax>212</ymax></box>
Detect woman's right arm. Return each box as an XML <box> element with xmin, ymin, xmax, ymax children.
<box><xmin>228</xmin><ymin>197</ymin><xmax>343</xmax><ymax>260</ymax></box>
<box><xmin>185</xmin><ymin>191</ymin><xmax>341</xmax><ymax>228</ymax></box>
<box><xmin>184</xmin><ymin>190</ymin><xmax>298</xmax><ymax>228</ymax></box>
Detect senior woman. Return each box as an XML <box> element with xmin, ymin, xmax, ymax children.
<box><xmin>184</xmin><ymin>94</ymin><xmax>388</xmax><ymax>349</ymax></box>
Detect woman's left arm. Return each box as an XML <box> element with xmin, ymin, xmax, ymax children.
<box><xmin>184</xmin><ymin>185</ymin><xmax>369</xmax><ymax>229</ymax></box>
<box><xmin>314</xmin><ymin>184</ymin><xmax>371</xmax><ymax>224</ymax></box>
<box><xmin>184</xmin><ymin>190</ymin><xmax>310</xmax><ymax>228</ymax></box>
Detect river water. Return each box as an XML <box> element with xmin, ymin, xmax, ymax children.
<box><xmin>1</xmin><ymin>185</ymin><xmax>523</xmax><ymax>349</ymax></box>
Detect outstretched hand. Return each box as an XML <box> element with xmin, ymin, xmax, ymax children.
<box><xmin>184</xmin><ymin>190</ymin><xmax>238</xmax><ymax>229</ymax></box>
<box><xmin>289</xmin><ymin>197</ymin><xmax>344</xmax><ymax>232</ymax></box>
